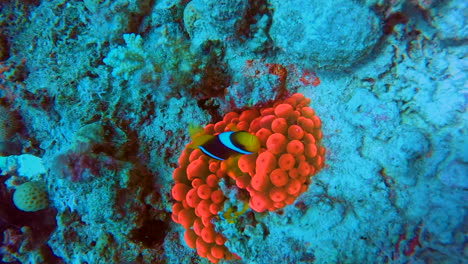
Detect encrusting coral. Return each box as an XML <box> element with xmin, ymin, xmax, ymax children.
<box><xmin>171</xmin><ymin>93</ymin><xmax>325</xmax><ymax>263</ymax></box>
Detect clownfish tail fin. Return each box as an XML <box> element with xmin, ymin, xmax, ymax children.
<box><xmin>188</xmin><ymin>123</ymin><xmax>204</xmax><ymax>138</ymax></box>
<box><xmin>187</xmin><ymin>123</ymin><xmax>213</xmax><ymax>149</ymax></box>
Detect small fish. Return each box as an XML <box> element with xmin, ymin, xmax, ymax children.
<box><xmin>188</xmin><ymin>124</ymin><xmax>260</xmax><ymax>161</ymax></box>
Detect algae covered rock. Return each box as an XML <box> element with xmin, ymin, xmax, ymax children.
<box><xmin>269</xmin><ymin>0</ymin><xmax>381</xmax><ymax>69</ymax></box>
<box><xmin>183</xmin><ymin>0</ymin><xmax>248</xmax><ymax>47</ymax></box>
<box><xmin>0</xmin><ymin>105</ymin><xmax>21</xmax><ymax>142</ymax></box>
<box><xmin>431</xmin><ymin>0</ymin><xmax>468</xmax><ymax>40</ymax></box>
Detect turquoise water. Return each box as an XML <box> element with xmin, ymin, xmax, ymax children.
<box><xmin>0</xmin><ymin>0</ymin><xmax>466</xmax><ymax>263</ymax></box>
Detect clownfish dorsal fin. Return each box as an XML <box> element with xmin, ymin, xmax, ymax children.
<box><xmin>187</xmin><ymin>123</ymin><xmax>213</xmax><ymax>149</ymax></box>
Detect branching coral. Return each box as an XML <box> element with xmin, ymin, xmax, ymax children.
<box><xmin>103</xmin><ymin>33</ymin><xmax>149</xmax><ymax>80</ymax></box>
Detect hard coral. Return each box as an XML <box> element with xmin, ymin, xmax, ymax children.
<box><xmin>12</xmin><ymin>181</ymin><xmax>48</xmax><ymax>212</ymax></box>
<box><xmin>103</xmin><ymin>34</ymin><xmax>148</xmax><ymax>80</ymax></box>
<box><xmin>171</xmin><ymin>93</ymin><xmax>325</xmax><ymax>263</ymax></box>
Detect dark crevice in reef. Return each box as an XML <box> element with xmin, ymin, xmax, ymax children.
<box><xmin>237</xmin><ymin>0</ymin><xmax>272</xmax><ymax>41</ymax></box>
<box><xmin>128</xmin><ymin>0</ymin><xmax>156</xmax><ymax>35</ymax></box>
<box><xmin>129</xmin><ymin>207</ymin><xmax>169</xmax><ymax>248</ymax></box>
<box><xmin>382</xmin><ymin>12</ymin><xmax>409</xmax><ymax>35</ymax></box>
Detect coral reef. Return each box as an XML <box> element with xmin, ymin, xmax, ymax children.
<box><xmin>0</xmin><ymin>0</ymin><xmax>466</xmax><ymax>263</ymax></box>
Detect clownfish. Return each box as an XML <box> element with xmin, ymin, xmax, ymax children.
<box><xmin>188</xmin><ymin>124</ymin><xmax>260</xmax><ymax>161</ymax></box>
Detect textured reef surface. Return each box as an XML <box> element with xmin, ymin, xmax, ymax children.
<box><xmin>0</xmin><ymin>0</ymin><xmax>466</xmax><ymax>263</ymax></box>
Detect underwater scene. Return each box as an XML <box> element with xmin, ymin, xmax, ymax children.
<box><xmin>0</xmin><ymin>0</ymin><xmax>466</xmax><ymax>263</ymax></box>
